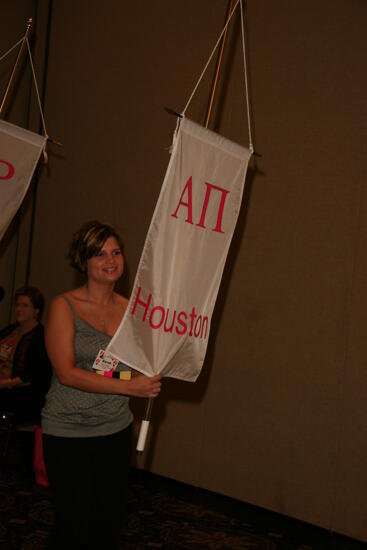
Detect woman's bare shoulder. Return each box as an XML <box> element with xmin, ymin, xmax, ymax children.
<box><xmin>50</xmin><ymin>288</ymin><xmax>85</xmax><ymax>311</ymax></box>
<box><xmin>64</xmin><ymin>287</ymin><xmax>86</xmax><ymax>300</ymax></box>
<box><xmin>61</xmin><ymin>287</ymin><xmax>88</xmax><ymax>307</ymax></box>
<box><xmin>114</xmin><ymin>292</ymin><xmax>129</xmax><ymax>308</ymax></box>
<box><xmin>46</xmin><ymin>293</ymin><xmax>74</xmax><ymax>323</ymax></box>
<box><xmin>50</xmin><ymin>294</ymin><xmax>69</xmax><ymax>307</ymax></box>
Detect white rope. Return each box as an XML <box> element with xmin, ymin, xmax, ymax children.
<box><xmin>0</xmin><ymin>37</ymin><xmax>23</xmax><ymax>62</ymax></box>
<box><xmin>181</xmin><ymin>0</ymin><xmax>240</xmax><ymax>116</ymax></box>
<box><xmin>0</xmin><ymin>34</ymin><xmax>48</xmax><ymax>149</ymax></box>
<box><xmin>240</xmin><ymin>0</ymin><xmax>253</xmax><ymax>153</ymax></box>
<box><xmin>25</xmin><ymin>37</ymin><xmax>48</xmax><ymax>140</ymax></box>
<box><xmin>181</xmin><ymin>0</ymin><xmax>254</xmax><ymax>154</ymax></box>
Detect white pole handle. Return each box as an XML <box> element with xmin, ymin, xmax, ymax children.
<box><xmin>136</xmin><ymin>419</ymin><xmax>150</xmax><ymax>453</ymax></box>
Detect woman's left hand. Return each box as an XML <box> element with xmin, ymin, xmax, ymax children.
<box><xmin>0</xmin><ymin>365</ymin><xmax>12</xmax><ymax>380</ymax></box>
<box><xmin>0</xmin><ymin>378</ymin><xmax>11</xmax><ymax>389</ymax></box>
<box><xmin>0</xmin><ymin>376</ymin><xmax>29</xmax><ymax>390</ymax></box>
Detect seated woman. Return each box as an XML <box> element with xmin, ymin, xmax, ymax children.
<box><xmin>0</xmin><ymin>286</ymin><xmax>52</xmax><ymax>425</ymax></box>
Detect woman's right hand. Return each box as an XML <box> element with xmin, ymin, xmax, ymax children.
<box><xmin>128</xmin><ymin>373</ymin><xmax>162</xmax><ymax>398</ymax></box>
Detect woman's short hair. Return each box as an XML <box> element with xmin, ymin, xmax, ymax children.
<box><xmin>15</xmin><ymin>286</ymin><xmax>45</xmax><ymax>319</ymax></box>
<box><xmin>68</xmin><ymin>220</ymin><xmax>123</xmax><ymax>275</ymax></box>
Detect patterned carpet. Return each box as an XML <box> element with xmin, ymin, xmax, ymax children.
<box><xmin>0</xmin><ymin>431</ymin><xmax>365</xmax><ymax>549</ymax></box>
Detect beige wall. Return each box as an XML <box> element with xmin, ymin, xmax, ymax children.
<box><xmin>3</xmin><ymin>0</ymin><xmax>367</xmax><ymax>542</ymax></box>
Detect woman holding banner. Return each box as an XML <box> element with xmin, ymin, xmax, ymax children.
<box><xmin>42</xmin><ymin>220</ymin><xmax>161</xmax><ymax>550</ymax></box>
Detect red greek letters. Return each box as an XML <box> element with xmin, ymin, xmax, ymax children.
<box><xmin>171</xmin><ymin>176</ymin><xmax>193</xmax><ymax>224</ymax></box>
<box><xmin>0</xmin><ymin>160</ymin><xmax>15</xmax><ymax>180</ymax></box>
<box><xmin>196</xmin><ymin>182</ymin><xmax>229</xmax><ymax>233</ymax></box>
<box><xmin>171</xmin><ymin>177</ymin><xmax>230</xmax><ymax>234</ymax></box>
<box><xmin>132</xmin><ymin>286</ymin><xmax>209</xmax><ymax>340</ymax></box>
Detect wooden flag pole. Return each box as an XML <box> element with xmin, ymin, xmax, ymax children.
<box><xmin>0</xmin><ymin>18</ymin><xmax>33</xmax><ymax>119</ymax></box>
<box><xmin>204</xmin><ymin>0</ymin><xmax>234</xmax><ymax>129</ymax></box>
<box><xmin>136</xmin><ymin>0</ymin><xmax>235</xmax><ymax>455</ymax></box>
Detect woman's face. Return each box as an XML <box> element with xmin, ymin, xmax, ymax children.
<box><xmin>86</xmin><ymin>236</ymin><xmax>124</xmax><ymax>284</ymax></box>
<box><xmin>14</xmin><ymin>295</ymin><xmax>39</xmax><ymax>325</ymax></box>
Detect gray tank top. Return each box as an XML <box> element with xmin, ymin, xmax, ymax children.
<box><xmin>42</xmin><ymin>296</ymin><xmax>133</xmax><ymax>437</ymax></box>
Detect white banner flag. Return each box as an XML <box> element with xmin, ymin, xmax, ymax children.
<box><xmin>0</xmin><ymin>120</ymin><xmax>46</xmax><ymax>241</ymax></box>
<box><xmin>108</xmin><ymin>118</ymin><xmax>251</xmax><ymax>382</ymax></box>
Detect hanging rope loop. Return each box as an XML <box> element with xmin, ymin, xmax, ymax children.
<box><xmin>0</xmin><ymin>38</ymin><xmax>24</xmax><ymax>63</ymax></box>
<box><xmin>181</xmin><ymin>0</ymin><xmax>254</xmax><ymax>154</ymax></box>
<box><xmin>0</xmin><ymin>22</ymin><xmax>50</xmax><ymax>159</ymax></box>
<box><xmin>240</xmin><ymin>0</ymin><xmax>253</xmax><ymax>153</ymax></box>
<box><xmin>25</xmin><ymin>37</ymin><xmax>48</xmax><ymax>141</ymax></box>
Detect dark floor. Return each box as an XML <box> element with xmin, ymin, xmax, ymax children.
<box><xmin>0</xmin><ymin>430</ymin><xmax>366</xmax><ymax>549</ymax></box>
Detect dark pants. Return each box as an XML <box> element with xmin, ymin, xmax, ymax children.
<box><xmin>43</xmin><ymin>425</ymin><xmax>132</xmax><ymax>550</ymax></box>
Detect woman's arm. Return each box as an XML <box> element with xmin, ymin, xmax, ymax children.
<box><xmin>45</xmin><ymin>296</ymin><xmax>161</xmax><ymax>398</ymax></box>
<box><xmin>0</xmin><ymin>376</ymin><xmax>28</xmax><ymax>389</ymax></box>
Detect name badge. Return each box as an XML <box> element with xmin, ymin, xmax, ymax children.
<box><xmin>92</xmin><ymin>349</ymin><xmax>119</xmax><ymax>372</ymax></box>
